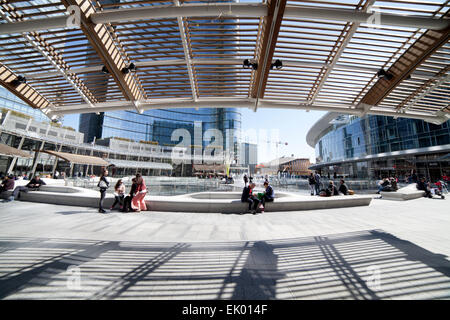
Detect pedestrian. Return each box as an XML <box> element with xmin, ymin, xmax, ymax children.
<box><xmin>308</xmin><ymin>173</ymin><xmax>316</xmax><ymax>196</ymax></box>
<box><xmin>314</xmin><ymin>171</ymin><xmax>321</xmax><ymax>196</ymax></box>
<box><xmin>98</xmin><ymin>169</ymin><xmax>110</xmax><ymax>213</ymax></box>
<box><xmin>243</xmin><ymin>174</ymin><xmax>248</xmax><ymax>186</ymax></box>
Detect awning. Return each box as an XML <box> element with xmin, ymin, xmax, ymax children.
<box><xmin>108</xmin><ymin>159</ymin><xmax>172</xmax><ymax>170</ymax></box>
<box><xmin>40</xmin><ymin>150</ymin><xmax>109</xmax><ymax>166</ymax></box>
<box><xmin>0</xmin><ymin>143</ymin><xmax>32</xmax><ymax>158</ymax></box>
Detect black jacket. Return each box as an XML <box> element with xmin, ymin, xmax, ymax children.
<box><xmin>338</xmin><ymin>183</ymin><xmax>348</xmax><ymax>195</ymax></box>
<box><xmin>26</xmin><ymin>178</ymin><xmax>46</xmax><ymax>188</ymax></box>
<box><xmin>241</xmin><ymin>186</ymin><xmax>253</xmax><ymax>202</ymax></box>
<box><xmin>417</xmin><ymin>181</ymin><xmax>428</xmax><ymax>191</ymax></box>
<box><xmin>129</xmin><ymin>183</ymin><xmax>138</xmax><ymax>196</ymax></box>
<box><xmin>264</xmin><ymin>185</ymin><xmax>274</xmax><ymax>199</ymax></box>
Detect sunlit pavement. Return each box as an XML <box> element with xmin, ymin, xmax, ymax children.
<box><xmin>0</xmin><ymin>196</ymin><xmax>449</xmax><ymax>300</ymax></box>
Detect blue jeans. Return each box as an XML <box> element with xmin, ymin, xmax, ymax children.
<box><xmin>315</xmin><ymin>183</ymin><xmax>321</xmax><ymax>195</ymax></box>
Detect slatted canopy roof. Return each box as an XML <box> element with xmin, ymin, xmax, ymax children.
<box><xmin>0</xmin><ymin>0</ymin><xmax>449</xmax><ymax>124</ymax></box>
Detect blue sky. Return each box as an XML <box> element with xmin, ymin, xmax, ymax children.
<box><xmin>63</xmin><ymin>108</ymin><xmax>324</xmax><ymax>164</ymax></box>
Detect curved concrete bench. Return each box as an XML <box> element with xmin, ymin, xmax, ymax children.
<box><xmin>146</xmin><ymin>192</ymin><xmax>373</xmax><ymax>213</ymax></box>
<box><xmin>1</xmin><ymin>187</ymin><xmax>372</xmax><ymax>212</ymax></box>
<box><xmin>380</xmin><ymin>184</ymin><xmax>425</xmax><ymax>201</ymax></box>
<box><xmin>0</xmin><ymin>185</ymin><xmax>115</xmax><ymax>208</ymax></box>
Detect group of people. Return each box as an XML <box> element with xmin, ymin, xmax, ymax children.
<box><xmin>417</xmin><ymin>177</ymin><xmax>447</xmax><ymax>199</ymax></box>
<box><xmin>241</xmin><ymin>178</ymin><xmax>274</xmax><ymax>214</ymax></box>
<box><xmin>0</xmin><ymin>174</ymin><xmax>46</xmax><ymax>202</ymax></box>
<box><xmin>97</xmin><ymin>170</ymin><xmax>148</xmax><ymax>213</ymax></box>
<box><xmin>376</xmin><ymin>177</ymin><xmax>399</xmax><ymax>193</ymax></box>
<box><xmin>308</xmin><ymin>172</ymin><xmax>350</xmax><ymax>196</ymax></box>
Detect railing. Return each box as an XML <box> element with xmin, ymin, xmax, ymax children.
<box><xmin>67</xmin><ymin>176</ymin><xmax>240</xmax><ymax>196</ymax></box>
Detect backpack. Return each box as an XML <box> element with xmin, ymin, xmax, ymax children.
<box><xmin>308</xmin><ymin>176</ymin><xmax>315</xmax><ymax>184</ymax></box>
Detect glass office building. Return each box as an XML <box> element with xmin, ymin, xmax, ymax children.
<box><xmin>98</xmin><ymin>108</ymin><xmax>242</xmax><ymax>155</ymax></box>
<box><xmin>0</xmin><ymin>87</ymin><xmax>47</xmax><ymax>122</ymax></box>
<box><xmin>307</xmin><ymin>113</ymin><xmax>450</xmax><ymax>181</ymax></box>
<box><xmin>78</xmin><ymin>0</ymin><xmax>242</xmax><ymax>160</ymax></box>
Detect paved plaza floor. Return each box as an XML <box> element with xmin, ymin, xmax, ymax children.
<box><xmin>0</xmin><ymin>196</ymin><xmax>449</xmax><ymax>299</ymax></box>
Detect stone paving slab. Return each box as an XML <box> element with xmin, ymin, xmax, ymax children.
<box><xmin>0</xmin><ymin>197</ymin><xmax>449</xmax><ymax>300</ymax></box>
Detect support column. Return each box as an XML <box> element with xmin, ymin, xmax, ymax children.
<box><xmin>51</xmin><ymin>144</ymin><xmax>63</xmax><ymax>177</ymax></box>
<box><xmin>30</xmin><ymin>140</ymin><xmax>45</xmax><ymax>178</ymax></box>
<box><xmin>7</xmin><ymin>136</ymin><xmax>25</xmax><ymax>174</ymax></box>
<box><xmin>69</xmin><ymin>163</ymin><xmax>74</xmax><ymax>178</ymax></box>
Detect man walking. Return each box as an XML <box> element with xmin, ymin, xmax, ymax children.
<box><xmin>314</xmin><ymin>171</ymin><xmax>321</xmax><ymax>195</ymax></box>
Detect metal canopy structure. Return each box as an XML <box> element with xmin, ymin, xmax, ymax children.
<box><xmin>0</xmin><ymin>0</ymin><xmax>449</xmax><ymax>124</ymax></box>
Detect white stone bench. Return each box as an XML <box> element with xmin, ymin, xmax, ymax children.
<box><xmin>146</xmin><ymin>192</ymin><xmax>373</xmax><ymax>213</ymax></box>
<box><xmin>1</xmin><ymin>187</ymin><xmax>372</xmax><ymax>212</ymax></box>
<box><xmin>380</xmin><ymin>184</ymin><xmax>425</xmax><ymax>201</ymax></box>
<box><xmin>0</xmin><ymin>185</ymin><xmax>115</xmax><ymax>207</ymax></box>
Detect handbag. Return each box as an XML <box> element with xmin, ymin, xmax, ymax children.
<box><xmin>98</xmin><ymin>179</ymin><xmax>107</xmax><ymax>189</ymax></box>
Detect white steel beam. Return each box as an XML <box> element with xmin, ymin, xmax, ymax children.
<box><xmin>283</xmin><ymin>6</ymin><xmax>449</xmax><ymax>30</ymax></box>
<box><xmin>0</xmin><ymin>3</ymin><xmax>448</xmax><ymax>36</ymax></box>
<box><xmin>47</xmin><ymin>98</ymin><xmax>448</xmax><ymax>124</ymax></box>
<box><xmin>23</xmin><ymin>59</ymin><xmax>391</xmax><ymax>79</ymax></box>
<box><xmin>174</xmin><ymin>0</ymin><xmax>197</xmax><ymax>101</ymax></box>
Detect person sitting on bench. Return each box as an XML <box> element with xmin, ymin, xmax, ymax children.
<box><xmin>11</xmin><ymin>175</ymin><xmax>46</xmax><ymax>201</ymax></box>
<box><xmin>417</xmin><ymin>177</ymin><xmax>432</xmax><ymax>198</ymax></box>
<box><xmin>241</xmin><ymin>182</ymin><xmax>259</xmax><ymax>214</ymax></box>
<box><xmin>1</xmin><ymin>175</ymin><xmax>15</xmax><ymax>202</ymax></box>
<box><xmin>260</xmin><ymin>181</ymin><xmax>275</xmax><ymax>212</ymax></box>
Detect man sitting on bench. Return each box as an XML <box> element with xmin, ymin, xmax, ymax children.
<box><xmin>11</xmin><ymin>175</ymin><xmax>46</xmax><ymax>201</ymax></box>
<box><xmin>241</xmin><ymin>182</ymin><xmax>259</xmax><ymax>214</ymax></box>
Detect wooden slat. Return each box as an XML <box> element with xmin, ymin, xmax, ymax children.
<box><xmin>360</xmin><ymin>27</ymin><xmax>450</xmax><ymax>106</ymax></box>
<box><xmin>0</xmin><ymin>62</ymin><xmax>51</xmax><ymax>110</ymax></box>
<box><xmin>61</xmin><ymin>0</ymin><xmax>145</xmax><ymax>102</ymax></box>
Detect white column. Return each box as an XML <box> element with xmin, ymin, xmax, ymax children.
<box><xmin>7</xmin><ymin>136</ymin><xmax>26</xmax><ymax>174</ymax></box>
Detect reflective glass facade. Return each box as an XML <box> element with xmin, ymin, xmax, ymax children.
<box><xmin>78</xmin><ymin>0</ymin><xmax>242</xmax><ymax>157</ymax></box>
<box><xmin>316</xmin><ymin>115</ymin><xmax>450</xmax><ymax>163</ymax></box>
<box><xmin>0</xmin><ymin>87</ymin><xmax>47</xmax><ymax>122</ymax></box>
<box><xmin>313</xmin><ymin>115</ymin><xmax>450</xmax><ymax>182</ymax></box>
<box><xmin>100</xmin><ymin>108</ymin><xmax>242</xmax><ymax>148</ymax></box>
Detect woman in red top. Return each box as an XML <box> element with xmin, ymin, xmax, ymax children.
<box><xmin>131</xmin><ymin>173</ymin><xmax>147</xmax><ymax>212</ymax></box>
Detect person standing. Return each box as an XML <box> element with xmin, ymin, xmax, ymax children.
<box><xmin>131</xmin><ymin>173</ymin><xmax>147</xmax><ymax>212</ymax></box>
<box><xmin>308</xmin><ymin>173</ymin><xmax>316</xmax><ymax>196</ymax></box>
<box><xmin>314</xmin><ymin>171</ymin><xmax>321</xmax><ymax>196</ymax></box>
<box><xmin>110</xmin><ymin>179</ymin><xmax>125</xmax><ymax>210</ymax></box>
<box><xmin>98</xmin><ymin>169</ymin><xmax>110</xmax><ymax>213</ymax></box>
<box><xmin>243</xmin><ymin>174</ymin><xmax>248</xmax><ymax>186</ymax></box>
